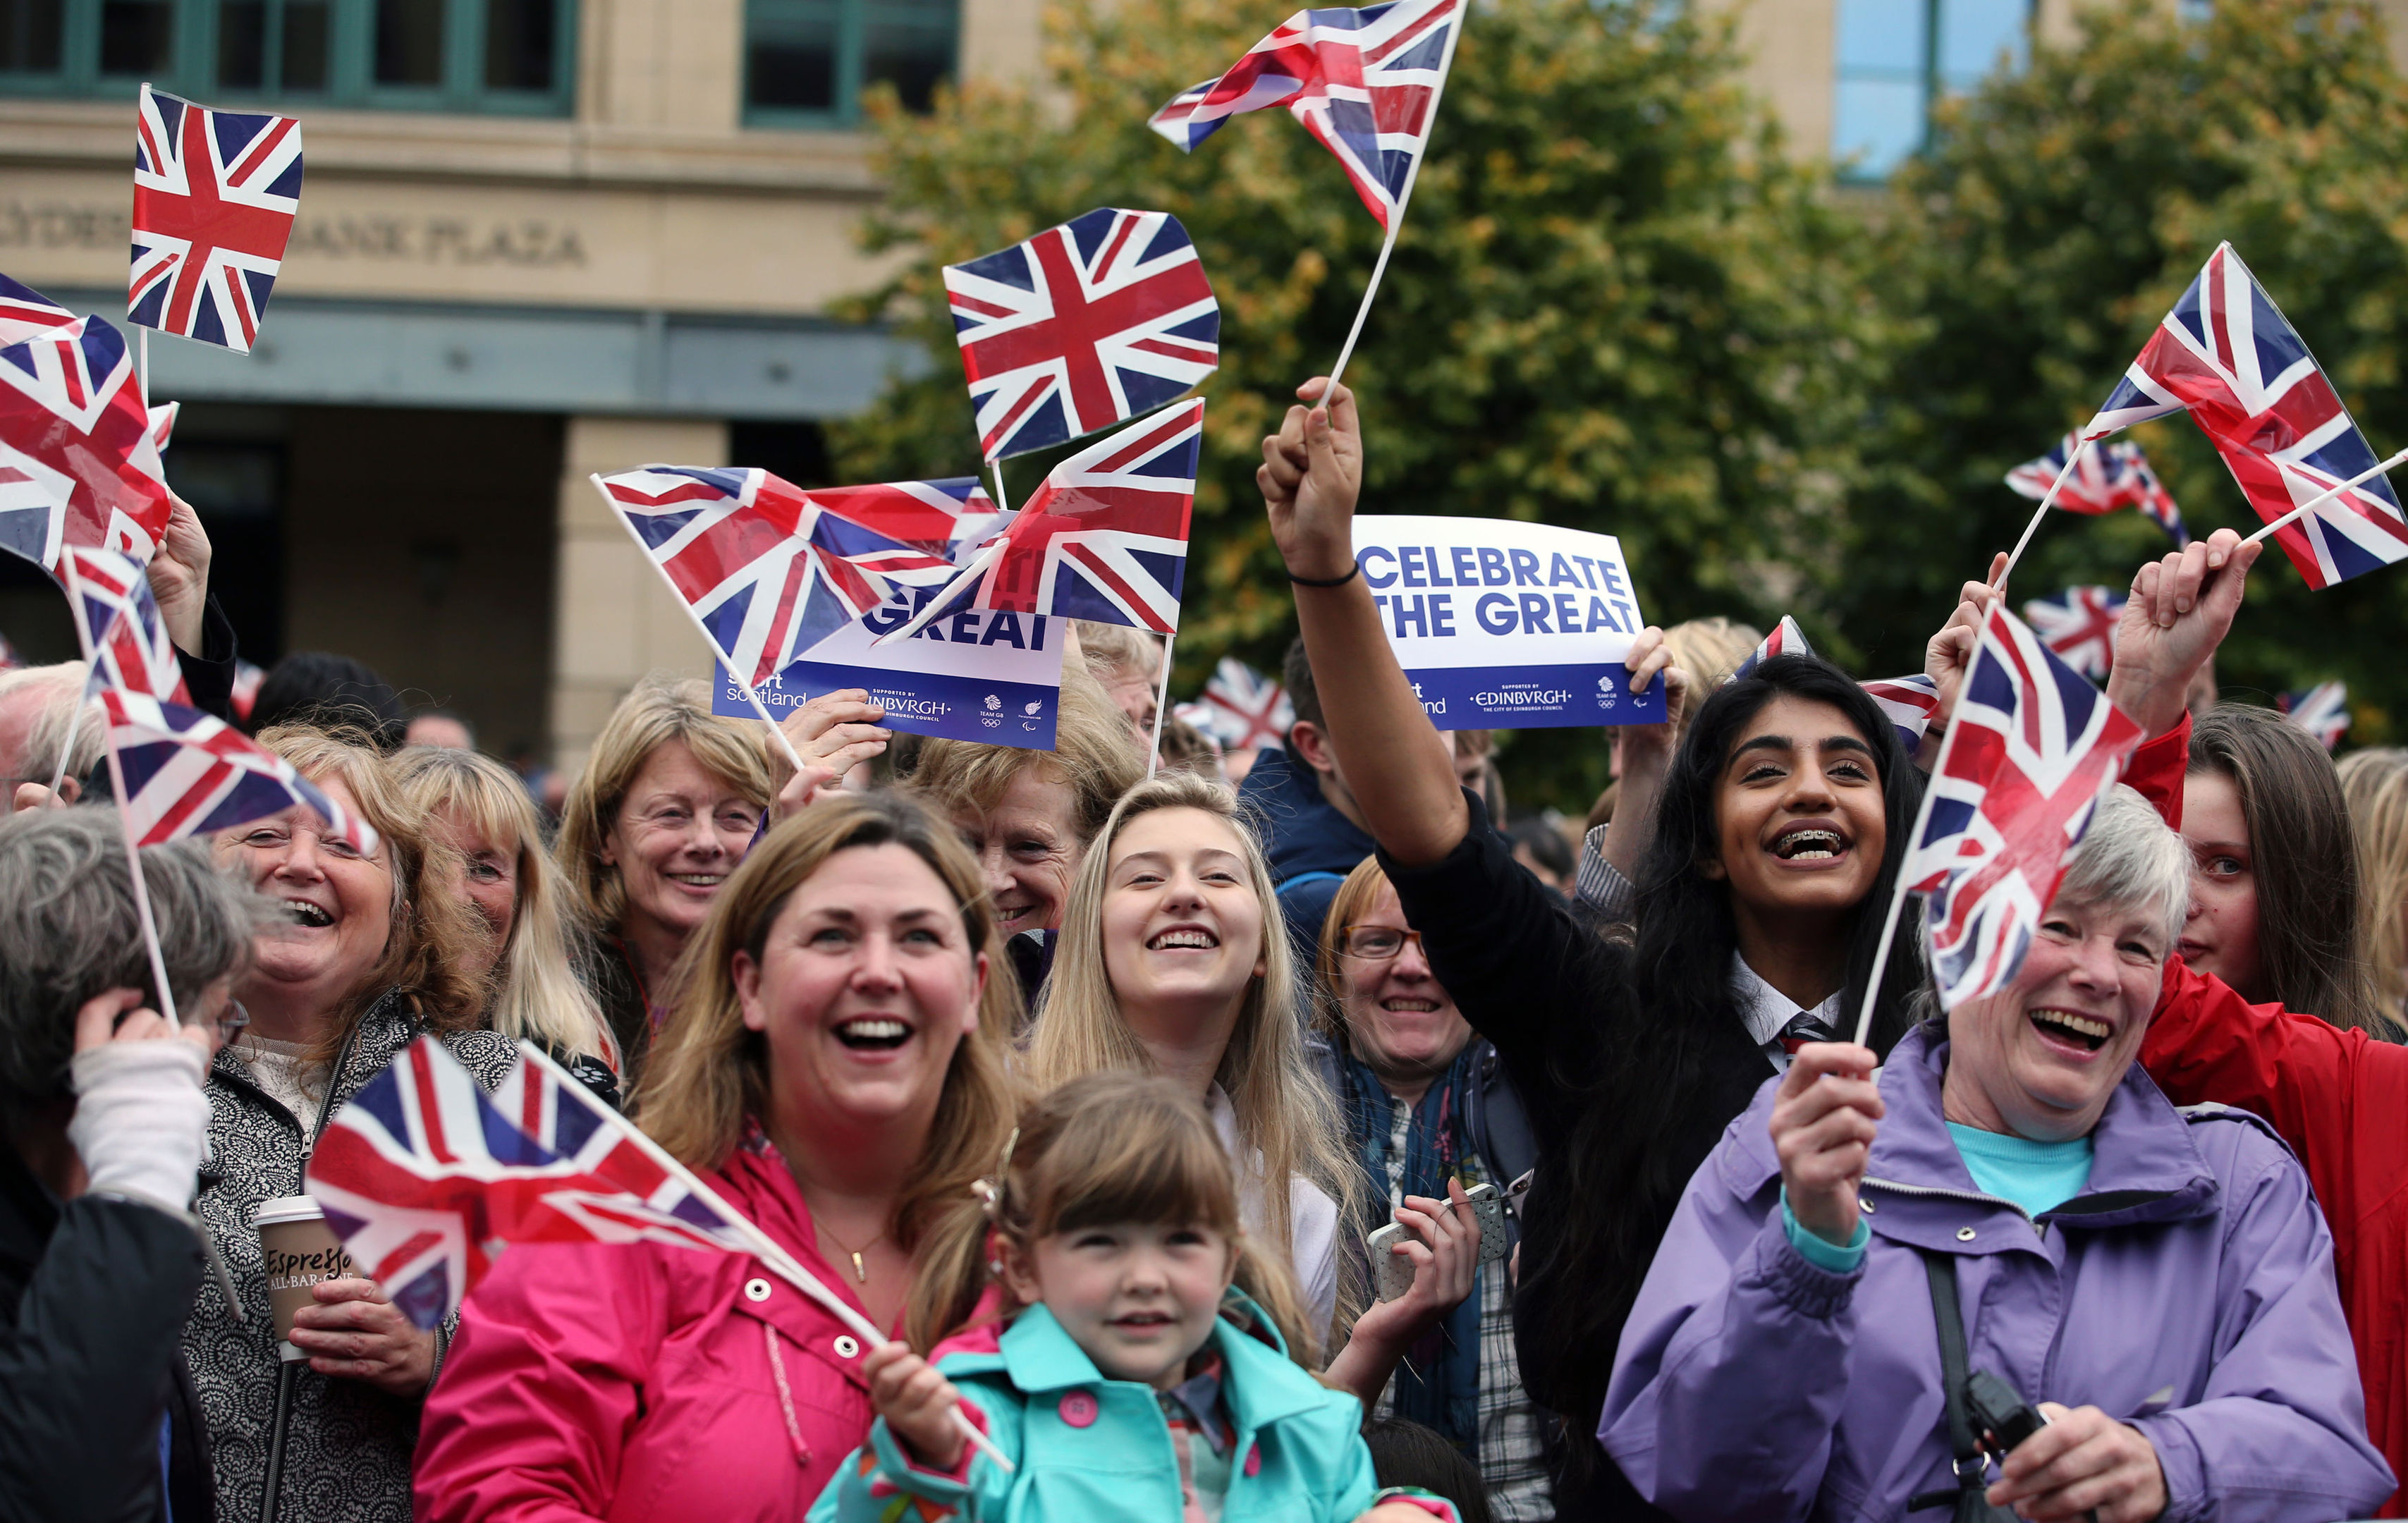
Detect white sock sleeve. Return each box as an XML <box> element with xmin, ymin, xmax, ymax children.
<box><xmin>66</xmin><ymin>1040</ymin><xmax>211</xmax><ymax>1213</ymax></box>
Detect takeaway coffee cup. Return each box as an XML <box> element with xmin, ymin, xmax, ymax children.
<box><xmin>254</xmin><ymin>1195</ymin><xmax>360</xmax><ymax>1363</ymax></box>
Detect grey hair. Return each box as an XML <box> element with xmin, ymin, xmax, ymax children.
<box><xmin>2055</xmin><ymin>784</ymin><xmax>2191</xmax><ymax>948</ymax></box>
<box><xmin>0</xmin><ymin>663</ymin><xmax>102</xmax><ymax>785</ymax></box>
<box><xmin>0</xmin><ymin>806</ymin><xmax>278</xmax><ymax>1106</ymax></box>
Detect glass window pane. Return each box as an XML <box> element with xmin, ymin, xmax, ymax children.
<box><xmin>99</xmin><ymin>0</ymin><xmax>173</xmax><ymax>74</ymax></box>
<box><xmin>748</xmin><ymin>17</ymin><xmax>838</xmax><ymax>111</ymax></box>
<box><xmin>1835</xmin><ymin>0</ymin><xmax>1925</xmax><ymax>74</ymax></box>
<box><xmin>219</xmin><ymin>0</ymin><xmax>266</xmax><ymax>87</ymax></box>
<box><xmin>0</xmin><ymin>0</ymin><xmax>63</xmax><ymax>72</ymax></box>
<box><xmin>863</xmin><ymin>16</ymin><xmax>952</xmax><ymax>113</ymax></box>
<box><xmin>284</xmin><ymin>0</ymin><xmax>329</xmax><ymax>87</ymax></box>
<box><xmin>1833</xmin><ymin>75</ymin><xmax>1926</xmax><ymax>178</ymax></box>
<box><xmin>375</xmin><ymin>0</ymin><xmax>445</xmax><ymax>85</ymax></box>
<box><xmin>484</xmin><ymin>0</ymin><xmax>554</xmax><ymax>90</ymax></box>
<box><xmin>1937</xmin><ymin>0</ymin><xmax>2026</xmax><ymax>92</ymax></box>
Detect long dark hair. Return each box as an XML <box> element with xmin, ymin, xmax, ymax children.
<box><xmin>1527</xmin><ymin>653</ymin><xmax>1924</xmax><ymax>1476</ymax></box>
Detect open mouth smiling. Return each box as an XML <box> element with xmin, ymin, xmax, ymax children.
<box><xmin>833</xmin><ymin>1017</ymin><xmax>913</xmax><ymax>1051</ymax></box>
<box><xmin>1768</xmin><ymin>822</ymin><xmax>1850</xmax><ymax>863</ymax></box>
<box><xmin>1147</xmin><ymin>926</ymin><xmax>1218</xmax><ymax>951</ymax></box>
<box><xmin>2028</xmin><ymin>1007</ymin><xmax>2113</xmax><ymax>1053</ymax></box>
<box><xmin>1380</xmin><ymin>997</ymin><xmax>1441</xmax><ymax>1013</ymax></box>
<box><xmin>282</xmin><ymin>898</ymin><xmax>334</xmax><ymax>929</ymax></box>
<box><xmin>665</xmin><ymin>872</ymin><xmax>725</xmax><ymax>891</ymax></box>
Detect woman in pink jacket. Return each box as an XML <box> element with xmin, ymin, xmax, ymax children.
<box><xmin>414</xmin><ymin>792</ymin><xmax>1025</xmax><ymax>1521</ymax></box>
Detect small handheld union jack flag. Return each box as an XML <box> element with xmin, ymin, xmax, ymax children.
<box><xmin>306</xmin><ymin>1038</ymin><xmax>754</xmax><ymax>1330</ymax></box>
<box><xmin>945</xmin><ymin>208</ymin><xmax>1218</xmax><ymax>462</ymax></box>
<box><xmin>0</xmin><ymin>313</ymin><xmax>172</xmax><ymax>572</ymax></box>
<box><xmin>2278</xmin><ymin>681</ymin><xmax>2349</xmax><ymax>752</ymax></box>
<box><xmin>0</xmin><ymin>272</ymin><xmax>75</xmax><ymax>348</ymax></box>
<box><xmin>1905</xmin><ymin>605</ymin><xmax>2145</xmax><ymax>1010</ymax></box>
<box><xmin>2005</xmin><ymin>436</ymin><xmax>2189</xmax><ymax>546</ymax></box>
<box><xmin>592</xmin><ymin>465</ymin><xmax>964</xmax><ymax>690</ymax></box>
<box><xmin>1194</xmin><ymin>658</ymin><xmax>1295</xmax><ymax>754</ymax></box>
<box><xmin>1151</xmin><ymin>0</ymin><xmax>1462</xmax><ymax>232</ymax></box>
<box><xmin>2082</xmin><ymin>243</ymin><xmax>2403</xmax><ymax>589</ymax></box>
<box><xmin>60</xmin><ymin>545</ymin><xmax>188</xmax><ymax>705</ymax></box>
<box><xmin>1862</xmin><ymin>673</ymin><xmax>1941</xmax><ymax>753</ymax></box>
<box><xmin>130</xmin><ymin>84</ymin><xmax>304</xmax><ymax>355</ymax></box>
<box><xmin>881</xmin><ymin>400</ymin><xmax>1202</xmax><ymax>644</ymax></box>
<box><xmin>793</xmin><ymin>476</ymin><xmax>1011</xmax><ymax>565</ymax></box>
<box><xmin>2022</xmin><ymin>586</ymin><xmax>2127</xmax><ymax>683</ymax></box>
<box><xmin>101</xmin><ymin>689</ymin><xmax>374</xmax><ymax>852</ymax></box>
<box><xmin>1729</xmin><ymin>616</ymin><xmax>1813</xmax><ymax>683</ymax></box>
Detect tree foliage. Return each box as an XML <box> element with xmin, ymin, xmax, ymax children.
<box><xmin>832</xmin><ymin>0</ymin><xmax>1892</xmax><ymax>807</ymax></box>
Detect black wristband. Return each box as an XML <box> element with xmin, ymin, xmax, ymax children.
<box><xmin>1286</xmin><ymin>561</ymin><xmax>1361</xmax><ymax>589</ymax></box>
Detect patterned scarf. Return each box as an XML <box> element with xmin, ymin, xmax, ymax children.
<box><xmin>1337</xmin><ymin>1041</ymin><xmax>1488</xmax><ymax>1453</ymax></box>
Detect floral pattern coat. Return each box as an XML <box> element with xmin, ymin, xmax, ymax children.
<box><xmin>183</xmin><ymin>991</ymin><xmax>515</xmax><ymax>1523</ymax></box>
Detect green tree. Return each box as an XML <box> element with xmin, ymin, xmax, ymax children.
<box><xmin>1845</xmin><ymin>0</ymin><xmax>2408</xmax><ymax>742</ymax></box>
<box><xmin>833</xmin><ymin>0</ymin><xmax>1893</xmax><ymax>808</ymax></box>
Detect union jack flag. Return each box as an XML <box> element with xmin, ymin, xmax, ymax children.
<box><xmin>2082</xmin><ymin>243</ymin><xmax>2404</xmax><ymax>589</ymax></box>
<box><xmin>0</xmin><ymin>314</ymin><xmax>171</xmax><ymax>572</ymax></box>
<box><xmin>1150</xmin><ymin>0</ymin><xmax>1462</xmax><ymax>231</ymax></box>
<box><xmin>1730</xmin><ymin>616</ymin><xmax>1812</xmax><ymax>683</ymax></box>
<box><xmin>306</xmin><ymin>1039</ymin><xmax>753</xmax><ymax>1329</ymax></box>
<box><xmin>1194</xmin><ymin>658</ymin><xmax>1295</xmax><ymax>754</ymax></box>
<box><xmin>886</xmin><ymin>400</ymin><xmax>1202</xmax><ymax>642</ymax></box>
<box><xmin>0</xmin><ymin>630</ymin><xmax>21</xmax><ymax>671</ymax></box>
<box><xmin>147</xmin><ymin>400</ymin><xmax>179</xmax><ymax>454</ymax></box>
<box><xmin>945</xmin><ymin>208</ymin><xmax>1218</xmax><ymax>461</ymax></box>
<box><xmin>228</xmin><ymin>659</ymin><xmax>264</xmax><ymax>725</ymax></box>
<box><xmin>593</xmin><ymin>465</ymin><xmax>962</xmax><ymax>689</ymax></box>
<box><xmin>2278</xmin><ymin>681</ymin><xmax>2349</xmax><ymax>752</ymax></box>
<box><xmin>2005</xmin><ymin>435</ymin><xmax>2189</xmax><ymax>545</ymax></box>
<box><xmin>0</xmin><ymin>273</ymin><xmax>75</xmax><ymax>348</ymax></box>
<box><xmin>1862</xmin><ymin>673</ymin><xmax>1941</xmax><ymax>753</ymax></box>
<box><xmin>795</xmin><ymin>476</ymin><xmax>1011</xmax><ymax>565</ymax></box>
<box><xmin>101</xmin><ymin>688</ymin><xmax>374</xmax><ymax>852</ymax></box>
<box><xmin>1905</xmin><ymin>606</ymin><xmax>2145</xmax><ymax>1009</ymax></box>
<box><xmin>60</xmin><ymin>545</ymin><xmax>188</xmax><ymax>704</ymax></box>
<box><xmin>130</xmin><ymin>85</ymin><xmax>304</xmax><ymax>355</ymax></box>
<box><xmin>2022</xmin><ymin>586</ymin><xmax>2127</xmax><ymax>682</ymax></box>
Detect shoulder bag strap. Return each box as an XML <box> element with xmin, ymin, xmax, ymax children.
<box><xmin>1913</xmin><ymin>1248</ymin><xmax>2001</xmax><ymax>1520</ymax></box>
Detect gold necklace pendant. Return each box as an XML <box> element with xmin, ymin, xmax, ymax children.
<box><xmin>849</xmin><ymin>1251</ymin><xmax>867</xmax><ymax>1285</ymax></box>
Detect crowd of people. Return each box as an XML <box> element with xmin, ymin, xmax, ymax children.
<box><xmin>4</xmin><ymin>377</ymin><xmax>2408</xmax><ymax>1523</ymax></box>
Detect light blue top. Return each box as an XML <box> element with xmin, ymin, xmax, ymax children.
<box><xmin>1783</xmin><ymin>1125</ymin><xmax>2096</xmax><ymax>1272</ymax></box>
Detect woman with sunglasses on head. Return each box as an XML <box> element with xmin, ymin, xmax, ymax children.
<box><xmin>1257</xmin><ymin>379</ymin><xmax>2224</xmax><ymax>1519</ymax></box>
<box><xmin>1317</xmin><ymin>857</ymin><xmax>1551</xmax><ymax>1521</ymax></box>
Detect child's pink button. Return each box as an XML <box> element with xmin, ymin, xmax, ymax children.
<box><xmin>1243</xmin><ymin>1443</ymin><xmax>1261</xmax><ymax>1476</ymax></box>
<box><xmin>1058</xmin><ymin>1391</ymin><xmax>1098</xmax><ymax>1428</ymax></box>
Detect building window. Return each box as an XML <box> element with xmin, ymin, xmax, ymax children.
<box><xmin>0</xmin><ymin>0</ymin><xmax>574</xmax><ymax>114</ymax></box>
<box><xmin>745</xmin><ymin>0</ymin><xmax>957</xmax><ymax>128</ymax></box>
<box><xmin>1833</xmin><ymin>0</ymin><xmax>2029</xmax><ymax>181</ymax></box>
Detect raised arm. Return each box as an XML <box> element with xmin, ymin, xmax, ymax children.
<box><xmin>1261</xmin><ymin>379</ymin><xmax>1465</xmax><ymax>867</ymax></box>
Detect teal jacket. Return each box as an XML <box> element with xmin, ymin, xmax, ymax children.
<box><xmin>806</xmin><ymin>1297</ymin><xmax>1383</xmax><ymax>1522</ymax></box>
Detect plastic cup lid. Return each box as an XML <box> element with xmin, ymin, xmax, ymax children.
<box><xmin>252</xmin><ymin>1194</ymin><xmax>326</xmax><ymax>1228</ymax></box>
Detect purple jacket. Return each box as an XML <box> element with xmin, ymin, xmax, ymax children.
<box><xmin>1599</xmin><ymin>1022</ymin><xmax>2392</xmax><ymax>1523</ymax></box>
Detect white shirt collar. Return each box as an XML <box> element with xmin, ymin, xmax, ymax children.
<box><xmin>1730</xmin><ymin>952</ymin><xmax>1845</xmax><ymax>1063</ymax></box>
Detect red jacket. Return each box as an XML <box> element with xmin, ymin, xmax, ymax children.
<box><xmin>2141</xmin><ymin>959</ymin><xmax>2408</xmax><ymax>1516</ymax></box>
<box><xmin>414</xmin><ymin>1134</ymin><xmax>893</xmax><ymax>1522</ymax></box>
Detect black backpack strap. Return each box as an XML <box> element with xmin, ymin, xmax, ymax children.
<box><xmin>1910</xmin><ymin>1249</ymin><xmax>1998</xmax><ymax>1517</ymax></box>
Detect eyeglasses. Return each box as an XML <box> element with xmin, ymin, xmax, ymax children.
<box><xmin>212</xmin><ymin>999</ymin><xmax>250</xmax><ymax>1045</ymax></box>
<box><xmin>1339</xmin><ymin>926</ymin><xmax>1425</xmax><ymax>960</ymax></box>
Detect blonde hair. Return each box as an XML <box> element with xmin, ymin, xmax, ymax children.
<box><xmin>557</xmin><ymin>677</ymin><xmax>781</xmax><ymax>932</ymax></box>
<box><xmin>392</xmin><ymin>746</ymin><xmax>616</xmax><ymax>1068</ymax></box>
<box><xmin>1025</xmin><ymin>771</ymin><xmax>1357</xmax><ymax>1359</ymax></box>
<box><xmin>1663</xmin><ymin>616</ymin><xmax>1762</xmax><ymax>693</ymax></box>
<box><xmin>2340</xmin><ymin>747</ymin><xmax>2408</xmax><ymax>1034</ymax></box>
<box><xmin>906</xmin><ymin>668</ymin><xmax>1145</xmax><ymax>848</ymax></box>
<box><xmin>1074</xmin><ymin>621</ymin><xmax>1163</xmax><ymax>685</ymax></box>
<box><xmin>251</xmin><ymin>725</ymin><xmax>487</xmax><ymax>1049</ymax></box>
<box><xmin>636</xmin><ymin>792</ymin><xmax>1023</xmax><ymax>1247</ymax></box>
<box><xmin>905</xmin><ymin>1071</ymin><xmax>1316</xmax><ymax>1362</ymax></box>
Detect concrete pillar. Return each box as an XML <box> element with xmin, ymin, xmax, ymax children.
<box><xmin>1709</xmin><ymin>0</ymin><xmax>1838</xmax><ymax>157</ymax></box>
<box><xmin>549</xmin><ymin>415</ymin><xmax>731</xmax><ymax>773</ymax></box>
<box><xmin>578</xmin><ymin>0</ymin><xmax>745</xmax><ymax>133</ymax></box>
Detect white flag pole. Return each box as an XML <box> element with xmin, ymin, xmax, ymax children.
<box><xmin>138</xmin><ymin>326</ymin><xmax>149</xmax><ymax>411</ymax></box>
<box><xmin>2241</xmin><ymin>446</ymin><xmax>2408</xmax><ymax>546</ymax></box>
<box><xmin>1848</xmin><ymin>719</ymin><xmax>1953</xmax><ymax>1049</ymax></box>
<box><xmin>513</xmin><ymin>1043</ymin><xmax>1014</xmax><ymax>1474</ymax></box>
<box><xmin>1317</xmin><ymin>1</ymin><xmax>1466</xmax><ymax>408</ymax></box>
<box><xmin>1145</xmin><ymin>633</ymin><xmax>1175</xmax><ymax>778</ymax></box>
<box><xmin>588</xmin><ymin>474</ymin><xmax>807</xmax><ymax>773</ymax></box>
<box><xmin>1992</xmin><ymin>437</ymin><xmax>2100</xmax><ymax>592</ymax></box>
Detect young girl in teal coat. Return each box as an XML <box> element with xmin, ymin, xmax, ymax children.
<box><xmin>807</xmin><ymin>1072</ymin><xmax>1457</xmax><ymax>1523</ymax></box>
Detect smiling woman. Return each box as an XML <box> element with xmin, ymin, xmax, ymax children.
<box><xmin>191</xmin><ymin>723</ymin><xmax>518</xmax><ymax>1523</ymax></box>
<box><xmin>417</xmin><ymin>791</ymin><xmax>1024</xmax><ymax>1522</ymax></box>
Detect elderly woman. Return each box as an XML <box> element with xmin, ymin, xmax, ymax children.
<box><xmin>393</xmin><ymin>745</ymin><xmax>620</xmax><ymax>1101</ymax></box>
<box><xmin>1601</xmin><ymin>785</ymin><xmax>2393</xmax><ymax>1523</ymax></box>
<box><xmin>0</xmin><ymin>807</ymin><xmax>265</xmax><ymax>1522</ymax></box>
<box><xmin>1316</xmin><ymin>857</ymin><xmax>1549</xmax><ymax>1522</ymax></box>
<box><xmin>558</xmin><ymin>677</ymin><xmax>778</xmax><ymax>1080</ymax></box>
<box><xmin>907</xmin><ymin>670</ymin><xmax>1144</xmax><ymax>1001</ymax></box>
<box><xmin>191</xmin><ymin>725</ymin><xmax>516</xmax><ymax>1523</ymax></box>
<box><xmin>416</xmin><ymin>791</ymin><xmax>1022</xmax><ymax>1519</ymax></box>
